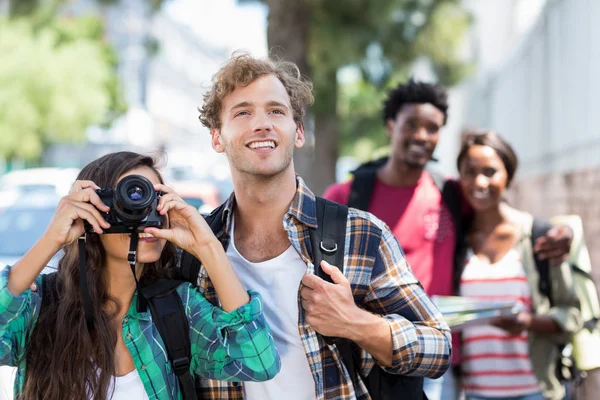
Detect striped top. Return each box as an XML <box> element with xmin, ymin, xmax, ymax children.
<box><xmin>459</xmin><ymin>248</ymin><xmax>539</xmax><ymax>398</ymax></box>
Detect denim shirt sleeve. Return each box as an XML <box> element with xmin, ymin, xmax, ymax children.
<box><xmin>181</xmin><ymin>283</ymin><xmax>281</xmax><ymax>382</ymax></box>
<box><xmin>0</xmin><ymin>266</ymin><xmax>42</xmax><ymax>367</ymax></box>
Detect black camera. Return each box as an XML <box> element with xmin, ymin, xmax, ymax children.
<box><xmin>85</xmin><ymin>174</ymin><xmax>164</xmax><ymax>234</ymax></box>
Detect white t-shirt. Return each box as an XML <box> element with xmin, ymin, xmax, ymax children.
<box><xmin>227</xmin><ymin>216</ymin><xmax>317</xmax><ymax>400</ymax></box>
<box><xmin>107</xmin><ymin>369</ymin><xmax>149</xmax><ymax>400</ymax></box>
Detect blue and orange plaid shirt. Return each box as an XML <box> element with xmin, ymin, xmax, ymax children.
<box><xmin>196</xmin><ymin>176</ymin><xmax>451</xmax><ymax>400</ymax></box>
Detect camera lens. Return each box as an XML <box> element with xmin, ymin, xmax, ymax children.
<box><xmin>127</xmin><ymin>186</ymin><xmax>145</xmax><ymax>202</ymax></box>
<box><xmin>113</xmin><ymin>175</ymin><xmax>156</xmax><ymax>223</ymax></box>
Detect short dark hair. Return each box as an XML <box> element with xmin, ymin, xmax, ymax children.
<box><xmin>457</xmin><ymin>129</ymin><xmax>519</xmax><ymax>187</ymax></box>
<box><xmin>383</xmin><ymin>78</ymin><xmax>449</xmax><ymax>124</ymax></box>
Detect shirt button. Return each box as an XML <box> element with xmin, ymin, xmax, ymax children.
<box><xmin>126</xmin><ymin>333</ymin><xmax>132</xmax><ymax>340</ymax></box>
<box><xmin>141</xmin><ymin>365</ymin><xmax>146</xmax><ymax>371</ymax></box>
<box><xmin>124</xmin><ymin>317</ymin><xmax>129</xmax><ymax>323</ymax></box>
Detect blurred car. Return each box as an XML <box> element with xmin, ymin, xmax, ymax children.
<box><xmin>0</xmin><ymin>168</ymin><xmax>79</xmax><ymax>210</ymax></box>
<box><xmin>0</xmin><ymin>193</ymin><xmax>62</xmax><ymax>273</ymax></box>
<box><xmin>168</xmin><ymin>181</ymin><xmax>221</xmax><ymax>214</ymax></box>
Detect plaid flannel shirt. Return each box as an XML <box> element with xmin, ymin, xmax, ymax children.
<box><xmin>196</xmin><ymin>176</ymin><xmax>451</xmax><ymax>400</ymax></box>
<box><xmin>0</xmin><ymin>268</ymin><xmax>280</xmax><ymax>399</ymax></box>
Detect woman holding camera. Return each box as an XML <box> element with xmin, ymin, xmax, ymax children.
<box><xmin>0</xmin><ymin>151</ymin><xmax>280</xmax><ymax>399</ymax></box>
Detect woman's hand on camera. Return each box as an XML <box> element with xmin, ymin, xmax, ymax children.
<box><xmin>44</xmin><ymin>182</ymin><xmax>111</xmax><ymax>250</ymax></box>
<box><xmin>144</xmin><ymin>184</ymin><xmax>219</xmax><ymax>258</ymax></box>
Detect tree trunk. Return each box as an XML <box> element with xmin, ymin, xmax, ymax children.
<box><xmin>265</xmin><ymin>0</ymin><xmax>337</xmax><ymax>195</ymax></box>
<box><xmin>265</xmin><ymin>0</ymin><xmax>310</xmax><ymax>75</ymax></box>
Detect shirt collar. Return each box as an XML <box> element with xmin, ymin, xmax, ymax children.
<box><xmin>221</xmin><ymin>175</ymin><xmax>318</xmax><ymax>232</ymax></box>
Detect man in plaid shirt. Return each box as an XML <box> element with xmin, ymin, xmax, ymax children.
<box><xmin>194</xmin><ymin>52</ymin><xmax>451</xmax><ymax>400</ymax></box>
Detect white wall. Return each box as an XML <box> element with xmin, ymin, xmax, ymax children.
<box><xmin>464</xmin><ymin>0</ymin><xmax>600</xmax><ymax>179</ymax></box>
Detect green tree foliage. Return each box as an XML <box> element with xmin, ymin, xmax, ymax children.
<box><xmin>0</xmin><ymin>16</ymin><xmax>115</xmax><ymax>160</ymax></box>
<box><xmin>315</xmin><ymin>0</ymin><xmax>473</xmax><ymax>160</ymax></box>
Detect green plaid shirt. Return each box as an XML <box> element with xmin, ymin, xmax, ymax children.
<box><xmin>0</xmin><ymin>267</ymin><xmax>281</xmax><ymax>399</ymax></box>
<box><xmin>196</xmin><ymin>176</ymin><xmax>452</xmax><ymax>400</ymax></box>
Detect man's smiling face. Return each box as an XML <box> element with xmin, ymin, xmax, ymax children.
<box><xmin>211</xmin><ymin>74</ymin><xmax>305</xmax><ymax>179</ymax></box>
<box><xmin>387</xmin><ymin>103</ymin><xmax>445</xmax><ymax>170</ymax></box>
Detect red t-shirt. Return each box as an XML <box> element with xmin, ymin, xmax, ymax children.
<box><xmin>323</xmin><ymin>171</ymin><xmax>455</xmax><ymax>297</ymax></box>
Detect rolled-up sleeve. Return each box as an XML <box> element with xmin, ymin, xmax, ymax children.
<box><xmin>185</xmin><ymin>284</ymin><xmax>281</xmax><ymax>382</ymax></box>
<box><xmin>0</xmin><ymin>266</ymin><xmax>41</xmax><ymax>367</ymax></box>
<box><xmin>542</xmin><ymin>260</ymin><xmax>582</xmax><ymax>343</ymax></box>
<box><xmin>362</xmin><ymin>227</ymin><xmax>451</xmax><ymax>378</ymax></box>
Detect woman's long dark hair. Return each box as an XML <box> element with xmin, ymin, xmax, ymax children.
<box><xmin>22</xmin><ymin>152</ymin><xmax>179</xmax><ymax>400</ymax></box>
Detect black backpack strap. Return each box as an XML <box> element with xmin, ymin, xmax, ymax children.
<box><xmin>531</xmin><ymin>218</ymin><xmax>553</xmax><ymax>302</ymax></box>
<box><xmin>142</xmin><ymin>280</ymin><xmax>197</xmax><ymax>400</ymax></box>
<box><xmin>308</xmin><ymin>198</ymin><xmax>357</xmax><ymax>387</ymax></box>
<box><xmin>310</xmin><ymin>197</ymin><xmax>348</xmax><ymax>280</ymax></box>
<box><xmin>348</xmin><ymin>168</ymin><xmax>378</xmax><ymax>210</ymax></box>
<box><xmin>179</xmin><ymin>202</ymin><xmax>227</xmax><ymax>284</ymax></box>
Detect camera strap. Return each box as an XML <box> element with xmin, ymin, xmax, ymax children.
<box><xmin>127</xmin><ymin>232</ymin><xmax>148</xmax><ymax>313</ymax></box>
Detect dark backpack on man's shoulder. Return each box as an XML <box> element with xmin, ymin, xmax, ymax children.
<box><xmin>309</xmin><ymin>197</ymin><xmax>427</xmax><ymax>400</ymax></box>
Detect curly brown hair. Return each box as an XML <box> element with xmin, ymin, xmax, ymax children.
<box><xmin>199</xmin><ymin>52</ymin><xmax>314</xmax><ymax>130</ymax></box>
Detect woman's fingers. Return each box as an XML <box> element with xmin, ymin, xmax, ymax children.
<box><xmin>71</xmin><ymin>187</ymin><xmax>110</xmax><ymax>212</ymax></box>
<box><xmin>70</xmin><ymin>201</ymin><xmax>111</xmax><ymax>229</ymax></box>
<box><xmin>70</xmin><ymin>180</ymin><xmax>100</xmax><ymax>194</ymax></box>
<box><xmin>157</xmin><ymin>192</ymin><xmax>183</xmax><ymax>213</ymax></box>
<box><xmin>144</xmin><ymin>227</ymin><xmax>174</xmax><ymax>241</ymax></box>
<box><xmin>66</xmin><ymin>203</ymin><xmax>104</xmax><ymax>235</ymax></box>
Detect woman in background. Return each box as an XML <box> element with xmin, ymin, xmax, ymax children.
<box><xmin>455</xmin><ymin>131</ymin><xmax>581</xmax><ymax>400</ymax></box>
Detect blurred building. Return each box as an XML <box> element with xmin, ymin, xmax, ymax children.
<box><xmin>49</xmin><ymin>0</ymin><xmax>231</xmax><ymax>175</ymax></box>
<box><xmin>455</xmin><ymin>0</ymin><xmax>600</xmax><ymax>270</ymax></box>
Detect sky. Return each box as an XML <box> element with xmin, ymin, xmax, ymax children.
<box><xmin>164</xmin><ymin>0</ymin><xmax>268</xmax><ymax>57</ymax></box>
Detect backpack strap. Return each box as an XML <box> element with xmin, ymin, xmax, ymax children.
<box><xmin>310</xmin><ymin>197</ymin><xmax>348</xmax><ymax>280</ymax></box>
<box><xmin>531</xmin><ymin>218</ymin><xmax>554</xmax><ymax>302</ymax></box>
<box><xmin>348</xmin><ymin>168</ymin><xmax>377</xmax><ymax>210</ymax></box>
<box><xmin>179</xmin><ymin>202</ymin><xmax>227</xmax><ymax>284</ymax></box>
<box><xmin>308</xmin><ymin>197</ymin><xmax>357</xmax><ymax>388</ymax></box>
<box><xmin>141</xmin><ymin>280</ymin><xmax>197</xmax><ymax>400</ymax></box>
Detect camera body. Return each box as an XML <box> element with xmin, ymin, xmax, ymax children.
<box><xmin>84</xmin><ymin>175</ymin><xmax>164</xmax><ymax>234</ymax></box>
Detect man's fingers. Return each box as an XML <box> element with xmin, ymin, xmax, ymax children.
<box><xmin>300</xmin><ymin>286</ymin><xmax>312</xmax><ymax>301</ymax></box>
<box><xmin>301</xmin><ymin>273</ymin><xmax>322</xmax><ymax>289</ymax></box>
<box><xmin>320</xmin><ymin>261</ymin><xmax>348</xmax><ymax>285</ymax></box>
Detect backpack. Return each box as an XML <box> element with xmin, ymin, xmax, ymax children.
<box><xmin>180</xmin><ymin>198</ymin><xmax>429</xmax><ymax>400</ymax></box>
<box><xmin>534</xmin><ymin>216</ymin><xmax>600</xmax><ymax>377</ymax></box>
